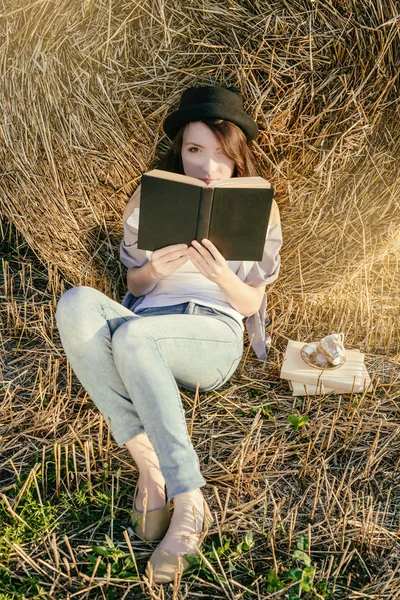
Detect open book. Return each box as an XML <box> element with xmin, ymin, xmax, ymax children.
<box><xmin>137</xmin><ymin>169</ymin><xmax>274</xmax><ymax>261</ymax></box>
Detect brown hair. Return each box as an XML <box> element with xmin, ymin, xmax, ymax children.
<box><xmin>157</xmin><ymin>119</ymin><xmax>259</xmax><ymax>177</ymax></box>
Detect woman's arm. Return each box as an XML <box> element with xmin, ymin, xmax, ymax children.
<box><xmin>122</xmin><ymin>185</ymin><xmax>190</xmax><ymax>296</ymax></box>
<box><xmin>127</xmin><ymin>263</ymin><xmax>159</xmax><ymax>296</ymax></box>
<box><xmin>127</xmin><ymin>243</ymin><xmax>190</xmax><ymax>297</ymax></box>
<box><xmin>214</xmin><ymin>270</ymin><xmax>266</xmax><ymax>317</ymax></box>
<box><xmin>188</xmin><ymin>202</ymin><xmax>282</xmax><ymax>317</ymax></box>
<box><xmin>128</xmin><ymin>244</ymin><xmax>266</xmax><ymax>315</ymax></box>
<box><xmin>188</xmin><ymin>239</ymin><xmax>266</xmax><ymax>317</ymax></box>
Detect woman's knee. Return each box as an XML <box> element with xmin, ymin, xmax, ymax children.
<box><xmin>111</xmin><ymin>319</ymin><xmax>156</xmax><ymax>362</ymax></box>
<box><xmin>56</xmin><ymin>287</ymin><xmax>104</xmax><ymax>338</ymax></box>
<box><xmin>56</xmin><ymin>286</ymin><xmax>85</xmax><ymax>312</ymax></box>
<box><xmin>56</xmin><ymin>286</ymin><xmax>98</xmax><ymax>320</ymax></box>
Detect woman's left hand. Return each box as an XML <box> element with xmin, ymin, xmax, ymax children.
<box><xmin>188</xmin><ymin>239</ymin><xmax>230</xmax><ymax>283</ymax></box>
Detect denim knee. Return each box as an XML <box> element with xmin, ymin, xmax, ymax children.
<box><xmin>56</xmin><ymin>286</ymin><xmax>94</xmax><ymax>321</ymax></box>
<box><xmin>55</xmin><ymin>286</ymin><xmax>109</xmax><ymax>352</ymax></box>
<box><xmin>111</xmin><ymin>320</ymin><xmax>155</xmax><ymax>366</ymax></box>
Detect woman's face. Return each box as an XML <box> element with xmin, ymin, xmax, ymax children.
<box><xmin>181</xmin><ymin>121</ymin><xmax>235</xmax><ymax>184</ymax></box>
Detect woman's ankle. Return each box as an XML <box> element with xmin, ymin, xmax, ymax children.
<box><xmin>158</xmin><ymin>489</ymin><xmax>205</xmax><ymax>554</ymax></box>
<box><xmin>173</xmin><ymin>488</ymin><xmax>203</xmax><ymax>504</ymax></box>
<box><xmin>135</xmin><ymin>472</ymin><xmax>167</xmax><ymax>511</ymax></box>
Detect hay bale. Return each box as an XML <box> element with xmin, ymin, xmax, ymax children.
<box><xmin>0</xmin><ymin>0</ymin><xmax>399</xmax><ymax>351</ymax></box>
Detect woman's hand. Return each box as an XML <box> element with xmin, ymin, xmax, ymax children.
<box><xmin>149</xmin><ymin>243</ymin><xmax>189</xmax><ymax>279</ymax></box>
<box><xmin>188</xmin><ymin>239</ymin><xmax>230</xmax><ymax>283</ymax></box>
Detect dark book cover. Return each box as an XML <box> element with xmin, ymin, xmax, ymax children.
<box><xmin>208</xmin><ymin>187</ymin><xmax>273</xmax><ymax>260</ymax></box>
<box><xmin>137</xmin><ymin>172</ymin><xmax>274</xmax><ymax>261</ymax></box>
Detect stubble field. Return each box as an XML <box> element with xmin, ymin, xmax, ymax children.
<box><xmin>1</xmin><ymin>1</ymin><xmax>400</xmax><ymax>598</ymax></box>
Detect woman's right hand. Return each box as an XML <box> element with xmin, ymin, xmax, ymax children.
<box><xmin>149</xmin><ymin>244</ymin><xmax>189</xmax><ymax>279</ymax></box>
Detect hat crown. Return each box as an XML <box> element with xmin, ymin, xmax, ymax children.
<box><xmin>163</xmin><ymin>84</ymin><xmax>258</xmax><ymax>142</ymax></box>
<box><xmin>179</xmin><ymin>86</ymin><xmax>244</xmax><ymax>111</ymax></box>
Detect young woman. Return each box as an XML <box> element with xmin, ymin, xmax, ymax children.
<box><xmin>55</xmin><ymin>85</ymin><xmax>282</xmax><ymax>583</ymax></box>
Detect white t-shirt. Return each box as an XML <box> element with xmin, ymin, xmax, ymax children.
<box><xmin>136</xmin><ymin>249</ymin><xmax>246</xmax><ymax>329</ymax></box>
<box><xmin>120</xmin><ymin>200</ymin><xmax>282</xmax><ymax>359</ymax></box>
<box><xmin>128</xmin><ymin>208</ymin><xmax>246</xmax><ymax>328</ymax></box>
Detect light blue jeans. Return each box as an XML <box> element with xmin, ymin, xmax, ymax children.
<box><xmin>55</xmin><ymin>286</ymin><xmax>243</xmax><ymax>497</ymax></box>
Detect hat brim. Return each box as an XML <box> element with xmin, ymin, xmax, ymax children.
<box><xmin>163</xmin><ymin>102</ymin><xmax>258</xmax><ymax>143</ymax></box>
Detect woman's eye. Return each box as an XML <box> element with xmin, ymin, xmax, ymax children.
<box><xmin>187</xmin><ymin>147</ymin><xmax>226</xmax><ymax>156</ymax></box>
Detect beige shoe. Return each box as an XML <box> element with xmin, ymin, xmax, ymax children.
<box><xmin>146</xmin><ymin>500</ymin><xmax>214</xmax><ymax>584</ymax></box>
<box><xmin>132</xmin><ymin>484</ymin><xmax>171</xmax><ymax>542</ymax></box>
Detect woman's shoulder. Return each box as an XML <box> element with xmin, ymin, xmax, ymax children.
<box><xmin>123</xmin><ymin>184</ymin><xmax>141</xmax><ymax>222</ymax></box>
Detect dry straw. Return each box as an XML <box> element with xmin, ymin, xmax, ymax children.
<box><xmin>0</xmin><ymin>0</ymin><xmax>399</xmax><ymax>351</ymax></box>
<box><xmin>1</xmin><ymin>1</ymin><xmax>400</xmax><ymax>598</ymax></box>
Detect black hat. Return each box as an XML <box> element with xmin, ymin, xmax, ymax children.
<box><xmin>163</xmin><ymin>85</ymin><xmax>259</xmax><ymax>143</ymax></box>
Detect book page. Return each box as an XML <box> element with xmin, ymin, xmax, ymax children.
<box><xmin>144</xmin><ymin>170</ymin><xmax>271</xmax><ymax>189</ymax></box>
<box><xmin>209</xmin><ymin>177</ymin><xmax>270</xmax><ymax>188</ymax></box>
<box><xmin>145</xmin><ymin>169</ymin><xmax>206</xmax><ymax>187</ymax></box>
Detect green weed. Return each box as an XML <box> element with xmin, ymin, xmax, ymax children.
<box><xmin>185</xmin><ymin>530</ymin><xmax>256</xmax><ymax>581</ymax></box>
<box><xmin>288</xmin><ymin>414</ymin><xmax>309</xmax><ymax>431</ymax></box>
<box><xmin>267</xmin><ymin>536</ymin><xmax>332</xmax><ymax>599</ymax></box>
<box><xmin>86</xmin><ymin>534</ymin><xmax>139</xmax><ymax>579</ymax></box>
<box><xmin>0</xmin><ymin>569</ymin><xmax>47</xmax><ymax>599</ymax></box>
<box><xmin>252</xmin><ymin>402</ymin><xmax>273</xmax><ymax>418</ymax></box>
<box><xmin>0</xmin><ymin>489</ymin><xmax>58</xmax><ymax>564</ymax></box>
